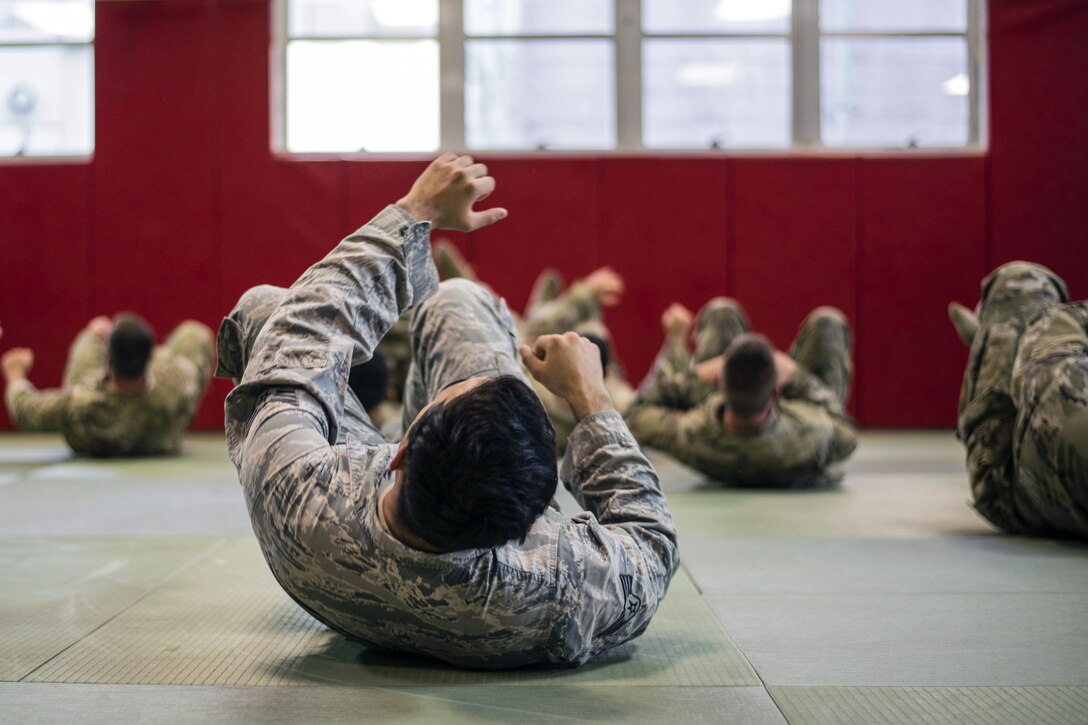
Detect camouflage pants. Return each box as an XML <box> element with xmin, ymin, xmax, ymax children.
<box><xmin>958</xmin><ymin>262</ymin><xmax>1088</xmax><ymax>539</ymax></box>
<box><xmin>693</xmin><ymin>298</ymin><xmax>852</xmax><ymax>404</ymax></box>
<box><xmin>402</xmin><ymin>279</ymin><xmax>527</xmax><ymax>430</ymax></box>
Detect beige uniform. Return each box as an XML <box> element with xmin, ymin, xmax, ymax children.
<box><xmin>626</xmin><ymin>301</ymin><xmax>857</xmax><ymax>488</ymax></box>
<box><xmin>5</xmin><ymin>321</ymin><xmax>213</xmax><ymax>456</ymax></box>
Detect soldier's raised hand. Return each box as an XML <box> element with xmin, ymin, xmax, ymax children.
<box><xmin>662</xmin><ymin>303</ymin><xmax>694</xmax><ymax>342</ymax></box>
<box><xmin>584</xmin><ymin>266</ymin><xmax>625</xmax><ymax>307</ymax></box>
<box><xmin>87</xmin><ymin>316</ymin><xmax>114</xmax><ymax>340</ymax></box>
<box><xmin>1</xmin><ymin>347</ymin><xmax>33</xmax><ymax>381</ymax></box>
<box><xmin>397</xmin><ymin>153</ymin><xmax>508</xmax><ymax>232</ymax></box>
<box><xmin>520</xmin><ymin>332</ymin><xmax>613</xmax><ymax>421</ymax></box>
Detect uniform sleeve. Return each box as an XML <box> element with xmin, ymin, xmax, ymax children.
<box><xmin>224</xmin><ymin>205</ymin><xmax>439</xmax><ymax>466</ymax></box>
<box><xmin>521</xmin><ymin>281</ymin><xmax>600</xmax><ymax>340</ymax></box>
<box><xmin>62</xmin><ymin>330</ymin><xmax>107</xmax><ymax>388</ymax></box>
<box><xmin>545</xmin><ymin>410</ymin><xmax>679</xmax><ymax>664</ymax></box>
<box><xmin>4</xmin><ymin>380</ymin><xmax>67</xmax><ymax>432</ymax></box>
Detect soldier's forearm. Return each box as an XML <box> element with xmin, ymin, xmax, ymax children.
<box><xmin>5</xmin><ymin>381</ymin><xmax>67</xmax><ymax>432</ymax></box>
<box><xmin>561</xmin><ymin>411</ymin><xmax>676</xmax><ymax>534</ymax></box>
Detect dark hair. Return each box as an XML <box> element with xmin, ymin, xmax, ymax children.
<box><xmin>108</xmin><ymin>314</ymin><xmax>155</xmax><ymax>381</ymax></box>
<box><xmin>580</xmin><ymin>333</ymin><xmax>611</xmax><ymax>373</ymax></box>
<box><xmin>349</xmin><ymin>349</ymin><xmax>391</xmax><ymax>412</ymax></box>
<box><xmin>723</xmin><ymin>333</ymin><xmax>776</xmax><ymax>418</ymax></box>
<box><xmin>399</xmin><ymin>375</ymin><xmax>558</xmax><ymax>550</ymax></box>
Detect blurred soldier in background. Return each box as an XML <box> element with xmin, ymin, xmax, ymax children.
<box><xmin>2</xmin><ymin>314</ymin><xmax>212</xmax><ymax>456</ymax></box>
<box><xmin>626</xmin><ymin>298</ymin><xmax>857</xmax><ymax>488</ymax></box>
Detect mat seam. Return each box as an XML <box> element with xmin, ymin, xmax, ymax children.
<box><xmin>681</xmin><ymin>563</ymin><xmax>791</xmax><ymax>723</ymax></box>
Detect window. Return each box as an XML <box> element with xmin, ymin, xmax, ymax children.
<box><xmin>0</xmin><ymin>0</ymin><xmax>94</xmax><ymax>157</ymax></box>
<box><xmin>278</xmin><ymin>0</ymin><xmax>985</xmax><ymax>153</ymax></box>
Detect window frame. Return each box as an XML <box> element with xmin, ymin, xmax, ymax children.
<box><xmin>0</xmin><ymin>1</ymin><xmax>95</xmax><ymax>161</ymax></box>
<box><xmin>274</xmin><ymin>0</ymin><xmax>987</xmax><ymax>156</ymax></box>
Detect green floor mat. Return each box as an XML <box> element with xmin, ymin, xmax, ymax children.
<box><xmin>769</xmin><ymin>685</ymin><xmax>1088</xmax><ymax>725</ymax></box>
<box><xmin>26</xmin><ymin>539</ymin><xmax>759</xmax><ymax>687</ymax></box>
<box><xmin>1</xmin><ymin>683</ymin><xmax>789</xmax><ymax>725</ymax></box>
<box><xmin>680</xmin><ymin>536</ymin><xmax>1088</xmax><ymax>595</ymax></box>
<box><xmin>704</xmin><ymin>591</ymin><xmax>1088</xmax><ymax>686</ymax></box>
<box><xmin>0</xmin><ymin>537</ymin><xmax>224</xmax><ymax>681</ymax></box>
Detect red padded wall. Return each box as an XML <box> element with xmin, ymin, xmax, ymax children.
<box><xmin>467</xmin><ymin>158</ymin><xmax>605</xmax><ymax>315</ymax></box>
<box><xmin>93</xmin><ymin>0</ymin><xmax>221</xmax><ymax>426</ymax></box>
<box><xmin>856</xmin><ymin>157</ymin><xmax>987</xmax><ymax>426</ymax></box>
<box><xmin>2</xmin><ymin>0</ymin><xmax>1087</xmax><ymax>431</ymax></box>
<box><xmin>988</xmin><ymin>0</ymin><xmax>1088</xmax><ymax>298</ymax></box>
<box><xmin>600</xmin><ymin>158</ymin><xmax>729</xmax><ymax>382</ymax></box>
<box><xmin>732</xmin><ymin>158</ymin><xmax>860</xmax><ymax>414</ymax></box>
<box><xmin>0</xmin><ymin>165</ymin><xmax>92</xmax><ymax>428</ymax></box>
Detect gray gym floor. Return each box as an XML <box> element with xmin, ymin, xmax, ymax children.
<box><xmin>1</xmin><ymin>431</ymin><xmax>1086</xmax><ymax>724</ymax></box>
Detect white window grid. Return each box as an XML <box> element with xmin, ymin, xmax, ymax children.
<box><xmin>0</xmin><ymin>5</ymin><xmax>94</xmax><ymax>159</ymax></box>
<box><xmin>274</xmin><ymin>0</ymin><xmax>987</xmax><ymax>154</ymax></box>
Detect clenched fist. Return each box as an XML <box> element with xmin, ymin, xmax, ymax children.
<box><xmin>520</xmin><ymin>332</ymin><xmax>613</xmax><ymax>421</ymax></box>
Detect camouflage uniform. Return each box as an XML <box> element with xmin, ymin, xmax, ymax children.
<box><xmin>626</xmin><ymin>299</ymin><xmax>857</xmax><ymax>488</ymax></box>
<box><xmin>957</xmin><ymin>261</ymin><xmax>1088</xmax><ymax>539</ymax></box>
<box><xmin>5</xmin><ymin>321</ymin><xmax>213</xmax><ymax>456</ymax></box>
<box><xmin>220</xmin><ymin>205</ymin><xmax>679</xmax><ymax>669</ymax></box>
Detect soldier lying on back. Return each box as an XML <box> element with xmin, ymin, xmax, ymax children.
<box><xmin>625</xmin><ymin>298</ymin><xmax>857</xmax><ymax>488</ymax></box>
<box><xmin>2</xmin><ymin>314</ymin><xmax>212</xmax><ymax>456</ymax></box>
<box><xmin>217</xmin><ymin>153</ymin><xmax>678</xmax><ymax>669</ymax></box>
<box><xmin>950</xmin><ymin>261</ymin><xmax>1088</xmax><ymax>540</ymax></box>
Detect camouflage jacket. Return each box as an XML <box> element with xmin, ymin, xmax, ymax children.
<box><xmin>224</xmin><ymin>206</ymin><xmax>679</xmax><ymax>668</ymax></box>
<box><xmin>5</xmin><ymin>328</ymin><xmax>210</xmax><ymax>456</ymax></box>
<box><xmin>626</xmin><ymin>341</ymin><xmax>856</xmax><ymax>488</ymax></box>
<box><xmin>958</xmin><ymin>261</ymin><xmax>1088</xmax><ymax>538</ymax></box>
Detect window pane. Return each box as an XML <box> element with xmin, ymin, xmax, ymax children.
<box><xmin>466</xmin><ymin>40</ymin><xmax>615</xmax><ymax>150</ymax></box>
<box><xmin>0</xmin><ymin>0</ymin><xmax>93</xmax><ymax>43</ymax></box>
<box><xmin>0</xmin><ymin>45</ymin><xmax>93</xmax><ymax>156</ymax></box>
<box><xmin>644</xmin><ymin>39</ymin><xmax>789</xmax><ymax>149</ymax></box>
<box><xmin>643</xmin><ymin>0</ymin><xmax>790</xmax><ymax>35</ymax></box>
<box><xmin>820</xmin><ymin>0</ymin><xmax>966</xmax><ymax>32</ymax></box>
<box><xmin>466</xmin><ymin>0</ymin><xmax>612</xmax><ymax>35</ymax></box>
<box><xmin>821</xmin><ymin>38</ymin><xmax>968</xmax><ymax>148</ymax></box>
<box><xmin>288</xmin><ymin>0</ymin><xmax>436</xmax><ymax>38</ymax></box>
<box><xmin>285</xmin><ymin>40</ymin><xmax>439</xmax><ymax>152</ymax></box>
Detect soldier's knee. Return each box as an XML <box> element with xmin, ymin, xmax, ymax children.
<box><xmin>428</xmin><ymin>278</ymin><xmax>490</xmax><ymax>307</ymax></box>
<box><xmin>175</xmin><ymin>320</ymin><xmax>214</xmax><ymax>346</ymax></box>
<box><xmin>808</xmin><ymin>306</ymin><xmax>848</xmax><ymax>328</ymax></box>
<box><xmin>697</xmin><ymin>297</ymin><xmax>747</xmax><ymax>326</ymax></box>
<box><xmin>700</xmin><ymin>296</ymin><xmax>742</xmax><ymax>314</ymax></box>
<box><xmin>803</xmin><ymin>307</ymin><xmax>851</xmax><ymax>347</ymax></box>
<box><xmin>981</xmin><ymin>262</ymin><xmax>1068</xmax><ymax>308</ymax></box>
<box><xmin>416</xmin><ymin>279</ymin><xmax>500</xmax><ymax>331</ymax></box>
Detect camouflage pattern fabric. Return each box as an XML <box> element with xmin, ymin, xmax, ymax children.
<box><xmin>221</xmin><ymin>205</ymin><xmax>678</xmax><ymax>669</ymax></box>
<box><xmin>626</xmin><ymin>300</ymin><xmax>857</xmax><ymax>488</ymax></box>
<box><xmin>217</xmin><ymin>284</ymin><xmax>383</xmax><ymax>445</ymax></box>
<box><xmin>521</xmin><ymin>280</ymin><xmax>600</xmax><ymax>342</ymax></box>
<box><xmin>957</xmin><ymin>261</ymin><xmax>1088</xmax><ymax>539</ymax></box>
<box><xmin>5</xmin><ymin>321</ymin><xmax>213</xmax><ymax>456</ymax></box>
<box><xmin>525</xmin><ymin>268</ymin><xmax>564</xmax><ymax>319</ymax></box>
